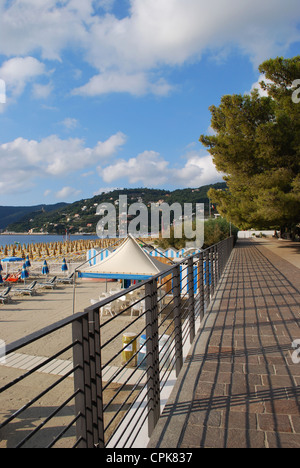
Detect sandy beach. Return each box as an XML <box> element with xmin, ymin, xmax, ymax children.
<box><xmin>0</xmin><ymin>273</ymin><xmax>152</xmax><ymax>448</ymax></box>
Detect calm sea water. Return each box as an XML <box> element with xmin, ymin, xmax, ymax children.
<box><xmin>0</xmin><ymin>234</ymin><xmax>99</xmax><ymax>248</ymax></box>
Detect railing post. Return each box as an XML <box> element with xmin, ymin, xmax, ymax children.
<box><xmin>72</xmin><ymin>316</ymin><xmax>88</xmax><ymax>448</ymax></box>
<box><xmin>187</xmin><ymin>257</ymin><xmax>195</xmax><ymax>344</ymax></box>
<box><xmin>72</xmin><ymin>307</ymin><xmax>104</xmax><ymax>448</ymax></box>
<box><xmin>173</xmin><ymin>264</ymin><xmax>183</xmax><ymax>377</ymax></box>
<box><xmin>215</xmin><ymin>243</ymin><xmax>220</xmax><ymax>282</ymax></box>
<box><xmin>88</xmin><ymin>307</ymin><xmax>105</xmax><ymax>448</ymax></box>
<box><xmin>205</xmin><ymin>250</ymin><xmax>210</xmax><ymax>309</ymax></box>
<box><xmin>210</xmin><ymin>247</ymin><xmax>215</xmax><ymax>298</ymax></box>
<box><xmin>145</xmin><ymin>279</ymin><xmax>160</xmax><ymax>437</ymax></box>
<box><xmin>198</xmin><ymin>252</ymin><xmax>205</xmax><ymax>320</ymax></box>
<box><xmin>219</xmin><ymin>239</ymin><xmax>225</xmax><ymax>275</ymax></box>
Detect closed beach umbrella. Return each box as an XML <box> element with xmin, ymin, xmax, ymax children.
<box><xmin>42</xmin><ymin>260</ymin><xmax>49</xmax><ymax>275</ymax></box>
<box><xmin>25</xmin><ymin>255</ymin><xmax>31</xmax><ymax>268</ymax></box>
<box><xmin>0</xmin><ymin>273</ymin><xmax>3</xmax><ymax>285</ymax></box>
<box><xmin>0</xmin><ymin>261</ymin><xmax>2</xmax><ymax>273</ymax></box>
<box><xmin>21</xmin><ymin>265</ymin><xmax>29</xmax><ymax>284</ymax></box>
<box><xmin>62</xmin><ymin>258</ymin><xmax>68</xmax><ymax>273</ymax></box>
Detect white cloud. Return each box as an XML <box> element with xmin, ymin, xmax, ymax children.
<box><xmin>0</xmin><ymin>132</ymin><xmax>127</xmax><ymax>193</ymax></box>
<box><xmin>94</xmin><ymin>186</ymin><xmax>122</xmax><ymax>195</ymax></box>
<box><xmin>60</xmin><ymin>118</ymin><xmax>79</xmax><ymax>130</ymax></box>
<box><xmin>56</xmin><ymin>186</ymin><xmax>81</xmax><ymax>200</ymax></box>
<box><xmin>73</xmin><ymin>72</ymin><xmax>173</xmax><ymax>97</ymax></box>
<box><xmin>101</xmin><ymin>150</ymin><xmax>223</xmax><ymax>187</ymax></box>
<box><xmin>32</xmin><ymin>82</ymin><xmax>53</xmax><ymax>99</ymax></box>
<box><xmin>0</xmin><ymin>0</ymin><xmax>299</xmax><ymax>96</ymax></box>
<box><xmin>101</xmin><ymin>151</ymin><xmax>169</xmax><ymax>185</ymax></box>
<box><xmin>247</xmin><ymin>74</ymin><xmax>273</xmax><ymax>97</ymax></box>
<box><xmin>0</xmin><ymin>57</ymin><xmax>46</xmax><ymax>98</ymax></box>
<box><xmin>171</xmin><ymin>153</ymin><xmax>223</xmax><ymax>187</ymax></box>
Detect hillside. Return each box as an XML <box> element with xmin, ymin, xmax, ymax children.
<box><xmin>0</xmin><ymin>203</ymin><xmax>68</xmax><ymax>231</ymax></box>
<box><xmin>5</xmin><ymin>183</ymin><xmax>227</xmax><ymax>234</ymax></box>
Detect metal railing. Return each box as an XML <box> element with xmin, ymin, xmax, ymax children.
<box><xmin>0</xmin><ymin>237</ymin><xmax>234</xmax><ymax>448</ymax></box>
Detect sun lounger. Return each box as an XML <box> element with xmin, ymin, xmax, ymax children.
<box><xmin>12</xmin><ymin>281</ymin><xmax>37</xmax><ymax>296</ymax></box>
<box><xmin>5</xmin><ymin>273</ymin><xmax>22</xmax><ymax>283</ymax></box>
<box><xmin>56</xmin><ymin>272</ymin><xmax>74</xmax><ymax>284</ymax></box>
<box><xmin>0</xmin><ymin>287</ymin><xmax>12</xmax><ymax>304</ymax></box>
<box><xmin>37</xmin><ymin>276</ymin><xmax>57</xmax><ymax>289</ymax></box>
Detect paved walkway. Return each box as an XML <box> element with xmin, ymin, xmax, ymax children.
<box><xmin>148</xmin><ymin>239</ymin><xmax>300</xmax><ymax>448</ymax></box>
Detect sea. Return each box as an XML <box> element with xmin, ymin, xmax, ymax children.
<box><xmin>0</xmin><ymin>234</ymin><xmax>99</xmax><ymax>249</ymax></box>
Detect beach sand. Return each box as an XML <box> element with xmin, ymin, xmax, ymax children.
<box><xmin>0</xmin><ymin>278</ymin><xmax>150</xmax><ymax>448</ymax></box>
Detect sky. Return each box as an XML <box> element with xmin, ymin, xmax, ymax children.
<box><xmin>0</xmin><ymin>0</ymin><xmax>300</xmax><ymax>207</ymax></box>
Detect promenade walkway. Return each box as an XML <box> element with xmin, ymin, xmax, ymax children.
<box><xmin>148</xmin><ymin>239</ymin><xmax>300</xmax><ymax>448</ymax></box>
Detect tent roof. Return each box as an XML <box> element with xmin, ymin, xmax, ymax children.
<box><xmin>80</xmin><ymin>235</ymin><xmax>171</xmax><ymax>279</ymax></box>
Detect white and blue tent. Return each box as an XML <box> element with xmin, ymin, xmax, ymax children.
<box><xmin>163</xmin><ymin>248</ymin><xmax>179</xmax><ymax>258</ymax></box>
<box><xmin>148</xmin><ymin>248</ymin><xmax>164</xmax><ymax>257</ymax></box>
<box><xmin>87</xmin><ymin>248</ymin><xmax>110</xmax><ymax>266</ymax></box>
<box><xmin>80</xmin><ymin>235</ymin><xmax>170</xmax><ymax>281</ymax></box>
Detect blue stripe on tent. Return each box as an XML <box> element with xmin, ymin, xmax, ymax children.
<box><xmin>78</xmin><ymin>272</ymin><xmax>152</xmax><ymax>280</ymax></box>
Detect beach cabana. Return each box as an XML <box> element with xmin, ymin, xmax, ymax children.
<box><xmin>79</xmin><ymin>235</ymin><xmax>171</xmax><ymax>281</ymax></box>
<box><xmin>164</xmin><ymin>248</ymin><xmax>179</xmax><ymax>258</ymax></box>
<box><xmin>1</xmin><ymin>257</ymin><xmax>24</xmax><ymax>274</ymax></box>
<box><xmin>148</xmin><ymin>248</ymin><xmax>164</xmax><ymax>257</ymax></box>
<box><xmin>86</xmin><ymin>247</ymin><xmax>111</xmax><ymax>266</ymax></box>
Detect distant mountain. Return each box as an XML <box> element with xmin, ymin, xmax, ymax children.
<box><xmin>0</xmin><ymin>203</ymin><xmax>68</xmax><ymax>230</ymax></box>
<box><xmin>5</xmin><ymin>183</ymin><xmax>227</xmax><ymax>234</ymax></box>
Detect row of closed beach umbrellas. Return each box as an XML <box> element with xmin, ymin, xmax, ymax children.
<box><xmin>0</xmin><ymin>257</ymin><xmax>68</xmax><ymax>285</ymax></box>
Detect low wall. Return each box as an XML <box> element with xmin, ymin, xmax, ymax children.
<box><xmin>238</xmin><ymin>230</ymin><xmax>278</xmax><ymax>238</ymax></box>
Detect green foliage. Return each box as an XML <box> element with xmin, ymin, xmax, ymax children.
<box><xmin>200</xmin><ymin>56</ymin><xmax>300</xmax><ymax>235</ymax></box>
<box><xmin>6</xmin><ymin>183</ymin><xmax>226</xmax><ymax>234</ymax></box>
<box><xmin>156</xmin><ymin>217</ymin><xmax>237</xmax><ymax>250</ymax></box>
<box><xmin>203</xmin><ymin>218</ymin><xmax>238</xmax><ymax>248</ymax></box>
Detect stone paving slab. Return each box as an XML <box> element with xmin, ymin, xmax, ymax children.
<box><xmin>148</xmin><ymin>239</ymin><xmax>300</xmax><ymax>448</ymax></box>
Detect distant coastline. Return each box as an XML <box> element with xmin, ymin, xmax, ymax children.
<box><xmin>1</xmin><ymin>232</ymin><xmax>97</xmax><ymax>236</ymax></box>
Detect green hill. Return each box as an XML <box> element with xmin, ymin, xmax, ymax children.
<box><xmin>0</xmin><ymin>203</ymin><xmax>68</xmax><ymax>231</ymax></box>
<box><xmin>6</xmin><ymin>183</ymin><xmax>227</xmax><ymax>234</ymax></box>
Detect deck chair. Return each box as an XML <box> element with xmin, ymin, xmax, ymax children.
<box><xmin>0</xmin><ymin>287</ymin><xmax>12</xmax><ymax>304</ymax></box>
<box><xmin>13</xmin><ymin>281</ymin><xmax>37</xmax><ymax>296</ymax></box>
<box><xmin>37</xmin><ymin>276</ymin><xmax>57</xmax><ymax>289</ymax></box>
<box><xmin>5</xmin><ymin>272</ymin><xmax>22</xmax><ymax>283</ymax></box>
<box><xmin>56</xmin><ymin>272</ymin><xmax>74</xmax><ymax>284</ymax></box>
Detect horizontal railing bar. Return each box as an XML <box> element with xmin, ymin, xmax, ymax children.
<box><xmin>101</xmin><ymin>324</ymin><xmax>148</xmax><ymax>372</ymax></box>
<box><xmin>102</xmin><ymin>336</ymin><xmax>149</xmax><ymax>391</ymax></box>
<box><xmin>106</xmin><ymin>385</ymin><xmax>151</xmax><ymax>447</ymax></box>
<box><xmin>5</xmin><ymin>312</ymin><xmax>85</xmax><ymax>355</ymax></box>
<box><xmin>47</xmin><ymin>412</ymin><xmax>81</xmax><ymax>449</ymax></box>
<box><xmin>104</xmin><ymin>373</ymin><xmax>149</xmax><ymax>421</ymax></box>
<box><xmin>0</xmin><ymin>237</ymin><xmax>234</xmax><ymax>448</ymax></box>
<box><xmin>0</xmin><ymin>342</ymin><xmax>76</xmax><ymax>395</ymax></box>
<box><xmin>120</xmin><ymin>401</ymin><xmax>151</xmax><ymax>448</ymax></box>
<box><xmin>0</xmin><ymin>365</ymin><xmax>77</xmax><ymax>430</ymax></box>
<box><xmin>104</xmin><ymin>374</ymin><xmax>150</xmax><ymax>435</ymax></box>
<box><xmin>16</xmin><ymin>389</ymin><xmax>80</xmax><ymax>448</ymax></box>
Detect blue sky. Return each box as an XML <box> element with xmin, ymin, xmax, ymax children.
<box><xmin>0</xmin><ymin>0</ymin><xmax>299</xmax><ymax>206</ymax></box>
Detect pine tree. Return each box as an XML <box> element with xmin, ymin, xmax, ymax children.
<box><xmin>200</xmin><ymin>56</ymin><xmax>300</xmax><ymax>238</ymax></box>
